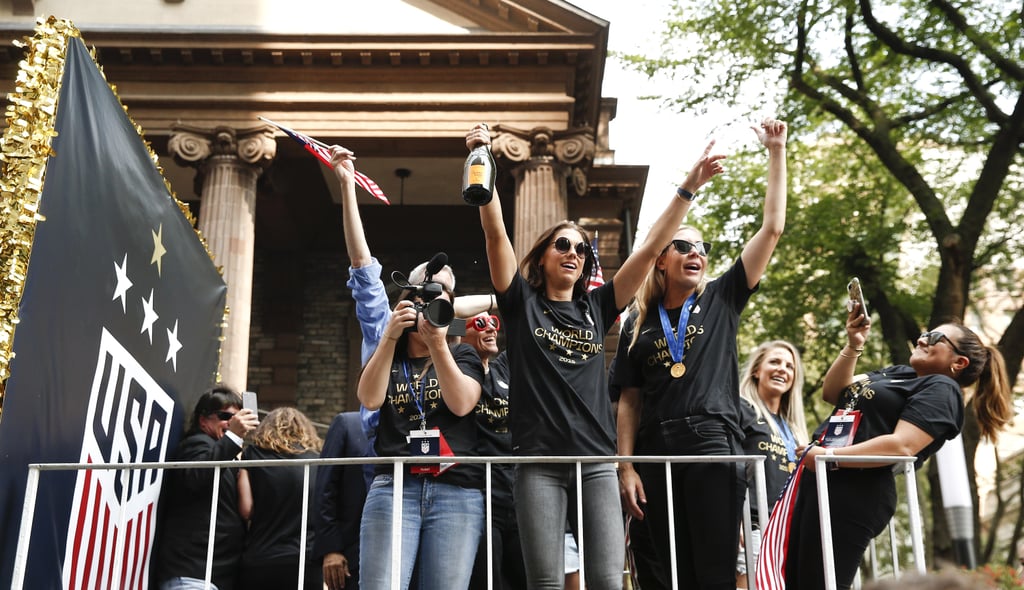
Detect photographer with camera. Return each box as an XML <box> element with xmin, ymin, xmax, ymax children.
<box><xmin>356</xmin><ymin>256</ymin><xmax>485</xmax><ymax>590</ymax></box>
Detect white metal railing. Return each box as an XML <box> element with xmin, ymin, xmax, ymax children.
<box><xmin>814</xmin><ymin>454</ymin><xmax>923</xmax><ymax>590</ymax></box>
<box><xmin>14</xmin><ymin>453</ymin><xmax>921</xmax><ymax>590</ymax></box>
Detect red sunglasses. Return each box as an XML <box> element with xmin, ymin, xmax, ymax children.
<box><xmin>467</xmin><ymin>315</ymin><xmax>500</xmax><ymax>332</ymax></box>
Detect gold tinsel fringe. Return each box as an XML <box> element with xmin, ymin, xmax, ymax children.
<box><xmin>0</xmin><ymin>16</ymin><xmax>74</xmax><ymax>408</ymax></box>
<box><xmin>0</xmin><ymin>17</ymin><xmax>228</xmax><ymax>412</ymax></box>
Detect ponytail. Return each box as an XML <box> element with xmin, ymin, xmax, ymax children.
<box><xmin>949</xmin><ymin>324</ymin><xmax>1012</xmax><ymax>442</ymax></box>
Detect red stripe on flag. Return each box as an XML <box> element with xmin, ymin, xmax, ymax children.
<box><xmin>82</xmin><ymin>476</ymin><xmax>104</xmax><ymax>589</ymax></box>
<box><xmin>70</xmin><ymin>458</ymin><xmax>94</xmax><ymax>588</ymax></box>
<box><xmin>261</xmin><ymin>117</ymin><xmax>391</xmax><ymax>204</ymax></box>
<box><xmin>129</xmin><ymin>514</ymin><xmax>144</xmax><ymax>590</ymax></box>
<box><xmin>353</xmin><ymin>170</ymin><xmax>391</xmax><ymax>205</ymax></box>
<box><xmin>138</xmin><ymin>504</ymin><xmax>155</xmax><ymax>590</ymax></box>
<box><xmin>120</xmin><ymin>520</ymin><xmax>134</xmax><ymax>590</ymax></box>
<box><xmin>755</xmin><ymin>460</ymin><xmax>806</xmax><ymax>590</ymax></box>
<box><xmin>94</xmin><ymin>503</ymin><xmax>111</xmax><ymax>590</ymax></box>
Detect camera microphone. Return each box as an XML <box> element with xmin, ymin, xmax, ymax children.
<box><xmin>425</xmin><ymin>252</ymin><xmax>448</xmax><ymax>280</ymax></box>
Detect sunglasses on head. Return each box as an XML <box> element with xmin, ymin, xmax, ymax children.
<box><xmin>552</xmin><ymin>236</ymin><xmax>590</xmax><ymax>258</ymax></box>
<box><xmin>213</xmin><ymin>411</ymin><xmax>235</xmax><ymax>421</ymax></box>
<box><xmin>669</xmin><ymin>239</ymin><xmax>712</xmax><ymax>257</ymax></box>
<box><xmin>919</xmin><ymin>331</ymin><xmax>965</xmax><ymax>356</ymax></box>
<box><xmin>468</xmin><ymin>314</ymin><xmax>501</xmax><ymax>332</ymax></box>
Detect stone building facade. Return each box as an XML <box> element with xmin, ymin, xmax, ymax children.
<box><xmin>0</xmin><ymin>0</ymin><xmax>648</xmax><ymax>425</ymax></box>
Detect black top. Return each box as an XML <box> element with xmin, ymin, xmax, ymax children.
<box><xmin>497</xmin><ymin>274</ymin><xmax>622</xmax><ymax>456</ymax></box>
<box><xmin>615</xmin><ymin>258</ymin><xmax>756</xmax><ymax>445</ymax></box>
<box><xmin>811</xmin><ymin>365</ymin><xmax>964</xmax><ymax>468</ymax></box>
<box><xmin>154</xmin><ymin>431</ymin><xmax>246</xmax><ymax>589</ymax></box>
<box><xmin>374</xmin><ymin>342</ymin><xmax>485</xmax><ymax>489</ymax></box>
<box><xmin>240</xmin><ymin>446</ymin><xmax>319</xmax><ymax>565</ymax></box>
<box><xmin>740</xmin><ymin>399</ymin><xmax>794</xmax><ymax>522</ymax></box>
<box><xmin>475</xmin><ymin>351</ymin><xmax>514</xmax><ymax>505</ymax></box>
<box><xmin>313</xmin><ymin>412</ymin><xmax>370</xmax><ymax>568</ymax></box>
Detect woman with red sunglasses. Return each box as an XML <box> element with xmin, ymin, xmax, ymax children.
<box><xmin>614</xmin><ymin>118</ymin><xmax>789</xmax><ymax>590</ymax></box>
<box><xmin>467</xmin><ymin>124</ymin><xmax>725</xmax><ymax>590</ymax></box>
<box><xmin>781</xmin><ymin>313</ymin><xmax>1012</xmax><ymax>589</ymax></box>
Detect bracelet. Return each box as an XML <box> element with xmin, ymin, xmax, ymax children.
<box><xmin>838</xmin><ymin>350</ymin><xmax>860</xmax><ymax>359</ymax></box>
<box><xmin>824</xmin><ymin>447</ymin><xmax>840</xmax><ymax>470</ymax></box>
<box><xmin>676</xmin><ymin>186</ymin><xmax>696</xmax><ymax>201</ymax></box>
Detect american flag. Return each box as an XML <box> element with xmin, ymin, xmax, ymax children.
<box><xmin>259</xmin><ymin>117</ymin><xmax>391</xmax><ymax>205</ymax></box>
<box><xmin>754</xmin><ymin>456</ymin><xmax>807</xmax><ymax>589</ymax></box>
<box><xmin>587</xmin><ymin>236</ymin><xmax>605</xmax><ymax>292</ymax></box>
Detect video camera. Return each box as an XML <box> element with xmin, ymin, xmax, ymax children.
<box><xmin>391</xmin><ymin>252</ymin><xmax>455</xmax><ymax>331</ymax></box>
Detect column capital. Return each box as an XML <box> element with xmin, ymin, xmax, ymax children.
<box><xmin>168</xmin><ymin>123</ymin><xmax>277</xmax><ymax>169</ymax></box>
<box><xmin>491</xmin><ymin>125</ymin><xmax>594</xmax><ymax>195</ymax></box>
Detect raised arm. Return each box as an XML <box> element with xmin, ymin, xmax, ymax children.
<box><xmin>331</xmin><ymin>146</ymin><xmax>390</xmax><ymax>366</ymax></box>
<box><xmin>822</xmin><ymin>300</ymin><xmax>871</xmax><ymax>405</ymax></box>
<box><xmin>739</xmin><ymin>118</ymin><xmax>788</xmax><ymax>289</ymax></box>
<box><xmin>331</xmin><ymin>146</ymin><xmax>372</xmax><ymax>268</ymax></box>
<box><xmin>611</xmin><ymin>141</ymin><xmax>726</xmax><ymax>309</ymax></box>
<box><xmin>467</xmin><ymin>125</ymin><xmax>517</xmax><ymax>295</ymax></box>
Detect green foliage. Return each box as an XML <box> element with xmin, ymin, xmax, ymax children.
<box><xmin>620</xmin><ymin>0</ymin><xmax>1024</xmax><ymax>564</ymax></box>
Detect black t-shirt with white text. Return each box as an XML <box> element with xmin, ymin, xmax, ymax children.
<box><xmin>497</xmin><ymin>274</ymin><xmax>622</xmax><ymax>456</ymax></box>
<box><xmin>374</xmin><ymin>343</ymin><xmax>485</xmax><ymax>488</ymax></box>
<box><xmin>811</xmin><ymin>365</ymin><xmax>963</xmax><ymax>468</ymax></box>
<box><xmin>475</xmin><ymin>351</ymin><xmax>514</xmax><ymax>504</ymax></box>
<box><xmin>740</xmin><ymin>399</ymin><xmax>794</xmax><ymax>521</ymax></box>
<box><xmin>615</xmin><ymin>258</ymin><xmax>756</xmax><ymax>447</ymax></box>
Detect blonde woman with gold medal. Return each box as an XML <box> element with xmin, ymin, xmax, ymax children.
<box><xmin>614</xmin><ymin>118</ymin><xmax>789</xmax><ymax>590</ymax></box>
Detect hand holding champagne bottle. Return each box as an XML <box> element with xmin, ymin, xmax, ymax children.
<box><xmin>463</xmin><ymin>123</ymin><xmax>496</xmax><ymax>206</ymax></box>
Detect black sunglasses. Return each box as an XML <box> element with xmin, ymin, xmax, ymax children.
<box><xmin>669</xmin><ymin>239</ymin><xmax>712</xmax><ymax>257</ymax></box>
<box><xmin>552</xmin><ymin>236</ymin><xmax>590</xmax><ymax>258</ymax></box>
<box><xmin>213</xmin><ymin>411</ymin><xmax>236</xmax><ymax>421</ymax></box>
<box><xmin>919</xmin><ymin>331</ymin><xmax>965</xmax><ymax>356</ymax></box>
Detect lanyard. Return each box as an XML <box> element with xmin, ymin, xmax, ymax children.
<box><xmin>657</xmin><ymin>293</ymin><xmax>698</xmax><ymax>364</ymax></box>
<box><xmin>401</xmin><ymin>360</ymin><xmax>428</xmax><ymax>430</ymax></box>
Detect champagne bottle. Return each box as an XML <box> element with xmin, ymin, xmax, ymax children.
<box><xmin>462</xmin><ymin>124</ymin><xmax>496</xmax><ymax>206</ymax></box>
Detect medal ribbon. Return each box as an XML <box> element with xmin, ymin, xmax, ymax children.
<box><xmin>772</xmin><ymin>414</ymin><xmax>798</xmax><ymax>463</ymax></box>
<box><xmin>402</xmin><ymin>360</ymin><xmax>429</xmax><ymax>430</ymax></box>
<box><xmin>657</xmin><ymin>293</ymin><xmax>698</xmax><ymax>366</ymax></box>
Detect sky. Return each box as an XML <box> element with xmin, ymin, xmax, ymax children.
<box><xmin>569</xmin><ymin>0</ymin><xmax>766</xmax><ymax>242</ymax></box>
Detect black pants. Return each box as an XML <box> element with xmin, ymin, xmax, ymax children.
<box><xmin>784</xmin><ymin>468</ymin><xmax>897</xmax><ymax>590</ymax></box>
<box><xmin>468</xmin><ymin>503</ymin><xmax>527</xmax><ymax>590</ymax></box>
<box><xmin>635</xmin><ymin>415</ymin><xmax>745</xmax><ymax>590</ymax></box>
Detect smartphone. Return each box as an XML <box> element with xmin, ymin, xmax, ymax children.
<box><xmin>242</xmin><ymin>391</ymin><xmax>258</xmax><ymax>417</ymax></box>
<box><xmin>846</xmin><ymin>278</ymin><xmax>868</xmax><ymax>326</ymax></box>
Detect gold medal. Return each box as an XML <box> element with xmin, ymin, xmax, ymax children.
<box><xmin>670</xmin><ymin>362</ymin><xmax>686</xmax><ymax>378</ymax></box>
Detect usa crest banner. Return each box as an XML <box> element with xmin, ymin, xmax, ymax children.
<box><xmin>0</xmin><ymin>18</ymin><xmax>227</xmax><ymax>588</ymax></box>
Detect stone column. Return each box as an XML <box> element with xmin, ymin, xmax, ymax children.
<box><xmin>168</xmin><ymin>124</ymin><xmax>276</xmax><ymax>390</ymax></box>
<box><xmin>491</xmin><ymin>126</ymin><xmax>595</xmax><ymax>256</ymax></box>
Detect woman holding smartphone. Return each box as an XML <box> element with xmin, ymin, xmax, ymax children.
<box><xmin>784</xmin><ymin>307</ymin><xmax>1013</xmax><ymax>589</ymax></box>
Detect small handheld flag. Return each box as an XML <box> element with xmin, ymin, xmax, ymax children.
<box><xmin>258</xmin><ymin>116</ymin><xmax>390</xmax><ymax>205</ymax></box>
<box><xmin>587</xmin><ymin>236</ymin><xmax>605</xmax><ymax>292</ymax></box>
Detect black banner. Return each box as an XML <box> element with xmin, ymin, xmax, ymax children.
<box><xmin>0</xmin><ymin>33</ymin><xmax>226</xmax><ymax>588</ymax></box>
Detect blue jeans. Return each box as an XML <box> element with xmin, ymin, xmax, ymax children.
<box><xmin>159</xmin><ymin>578</ymin><xmax>219</xmax><ymax>590</ymax></box>
<box><xmin>515</xmin><ymin>462</ymin><xmax>624</xmax><ymax>590</ymax></box>
<box><xmin>360</xmin><ymin>474</ymin><xmax>484</xmax><ymax>590</ymax></box>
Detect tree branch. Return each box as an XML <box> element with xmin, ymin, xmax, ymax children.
<box><xmin>930</xmin><ymin>0</ymin><xmax>1024</xmax><ymax>81</ymax></box>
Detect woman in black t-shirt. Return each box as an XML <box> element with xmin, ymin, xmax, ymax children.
<box><xmin>237</xmin><ymin>407</ymin><xmax>323</xmax><ymax>590</ymax></box>
<box><xmin>736</xmin><ymin>340</ymin><xmax>808</xmax><ymax>588</ymax></box>
<box><xmin>356</xmin><ymin>260</ymin><xmax>486</xmax><ymax>590</ymax></box>
<box><xmin>784</xmin><ymin>307</ymin><xmax>1013</xmax><ymax>590</ymax></box>
<box><xmin>615</xmin><ymin>119</ymin><xmax>789</xmax><ymax>590</ymax></box>
<box><xmin>467</xmin><ymin>124</ymin><xmax>724</xmax><ymax>590</ymax></box>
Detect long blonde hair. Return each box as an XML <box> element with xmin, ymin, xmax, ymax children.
<box><xmin>249</xmin><ymin>407</ymin><xmax>323</xmax><ymax>455</ymax></box>
<box><xmin>627</xmin><ymin>226</ymin><xmax>707</xmax><ymax>352</ymax></box>
<box><xmin>739</xmin><ymin>340</ymin><xmax>808</xmax><ymax>446</ymax></box>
